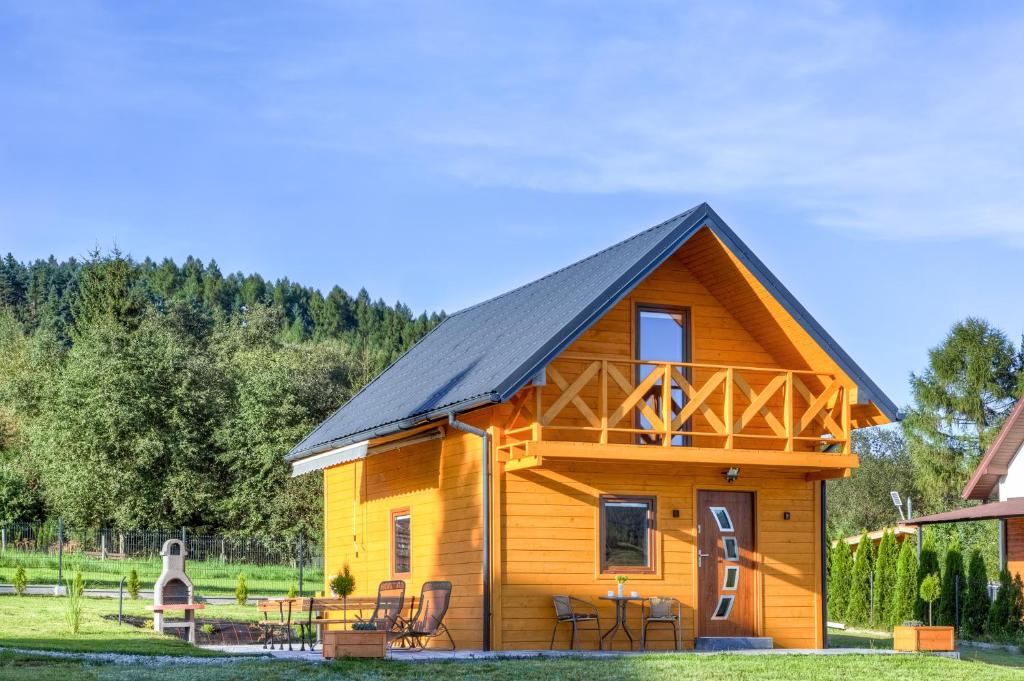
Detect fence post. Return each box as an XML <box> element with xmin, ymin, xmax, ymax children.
<box><xmin>298</xmin><ymin>532</ymin><xmax>305</xmax><ymax>596</ymax></box>
<box><xmin>1</xmin><ymin>527</ymin><xmax>5</xmax><ymax>553</ymax></box>
<box><xmin>57</xmin><ymin>518</ymin><xmax>64</xmax><ymax>589</ymax></box>
<box><xmin>181</xmin><ymin>527</ymin><xmax>186</xmax><ymax>548</ymax></box>
<box><xmin>101</xmin><ymin>532</ymin><xmax>107</xmax><ymax>560</ymax></box>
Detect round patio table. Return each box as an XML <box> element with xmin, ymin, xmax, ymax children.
<box><xmin>598</xmin><ymin>595</ymin><xmax>643</xmax><ymax>650</ymax></box>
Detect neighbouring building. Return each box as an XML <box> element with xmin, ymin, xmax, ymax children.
<box><xmin>904</xmin><ymin>398</ymin><xmax>1024</xmax><ymax>578</ymax></box>
<box><xmin>287</xmin><ymin>204</ymin><xmax>897</xmax><ymax>650</ymax></box>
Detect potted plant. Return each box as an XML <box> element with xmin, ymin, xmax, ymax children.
<box><xmin>893</xmin><ymin>573</ymin><xmax>954</xmax><ymax>652</ymax></box>
<box><xmin>615</xmin><ymin>575</ymin><xmax>628</xmax><ymax>598</ymax></box>
<box><xmin>329</xmin><ymin>564</ymin><xmax>356</xmax><ymax>626</ymax></box>
<box><xmin>322</xmin><ymin>620</ymin><xmax>387</xmax><ymax>659</ymax></box>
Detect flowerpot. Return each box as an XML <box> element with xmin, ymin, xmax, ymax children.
<box><xmin>322</xmin><ymin>630</ymin><xmax>387</xmax><ymax>659</ymax></box>
<box><xmin>893</xmin><ymin>625</ymin><xmax>955</xmax><ymax>652</ymax></box>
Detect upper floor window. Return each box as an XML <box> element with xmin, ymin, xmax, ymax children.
<box><xmin>600</xmin><ymin>495</ymin><xmax>656</xmax><ymax>574</ymax></box>
<box><xmin>636</xmin><ymin>306</ymin><xmax>690</xmax><ymax>445</ymax></box>
<box><xmin>392</xmin><ymin>509</ymin><xmax>411</xmax><ymax>577</ymax></box>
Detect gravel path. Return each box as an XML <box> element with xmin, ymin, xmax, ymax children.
<box><xmin>0</xmin><ymin>645</ymin><xmax>294</xmax><ymax>667</ymax></box>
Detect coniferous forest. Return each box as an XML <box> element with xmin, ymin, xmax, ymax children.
<box><xmin>0</xmin><ymin>250</ymin><xmax>444</xmax><ymax>538</ymax></box>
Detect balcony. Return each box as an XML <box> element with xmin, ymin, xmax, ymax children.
<box><xmin>497</xmin><ymin>354</ymin><xmax>855</xmax><ymax>476</ymax></box>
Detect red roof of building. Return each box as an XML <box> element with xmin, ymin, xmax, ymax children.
<box><xmin>962</xmin><ymin>398</ymin><xmax>1024</xmax><ymax>501</ymax></box>
<box><xmin>900</xmin><ymin>497</ymin><xmax>1024</xmax><ymax>526</ymax></box>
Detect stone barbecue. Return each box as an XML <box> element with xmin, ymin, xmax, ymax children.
<box><xmin>148</xmin><ymin>538</ymin><xmax>203</xmax><ymax>642</ymax></box>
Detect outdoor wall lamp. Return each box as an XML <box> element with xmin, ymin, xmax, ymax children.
<box><xmin>723</xmin><ymin>467</ymin><xmax>740</xmax><ymax>483</ymax></box>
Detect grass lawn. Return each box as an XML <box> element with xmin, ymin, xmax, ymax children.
<box><xmin>0</xmin><ymin>548</ymin><xmax>322</xmax><ymax>597</ymax></box>
<box><xmin>0</xmin><ymin>595</ymin><xmax>260</xmax><ymax>656</ymax></box>
<box><xmin>2</xmin><ymin>651</ymin><xmax>1024</xmax><ymax>681</ymax></box>
<box><xmin>829</xmin><ymin>627</ymin><xmax>1024</xmax><ymax>669</ymax></box>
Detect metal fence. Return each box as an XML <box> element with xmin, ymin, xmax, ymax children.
<box><xmin>0</xmin><ymin>520</ymin><xmax>323</xmax><ymax>598</ymax></box>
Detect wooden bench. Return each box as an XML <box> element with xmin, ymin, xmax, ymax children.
<box><xmin>146</xmin><ymin>603</ymin><xmax>205</xmax><ymax>644</ymax></box>
<box><xmin>256</xmin><ymin>598</ymin><xmax>308</xmax><ymax>650</ymax></box>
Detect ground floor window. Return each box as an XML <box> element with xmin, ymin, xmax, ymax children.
<box><xmin>600</xmin><ymin>495</ymin><xmax>656</xmax><ymax>574</ymax></box>
<box><xmin>391</xmin><ymin>508</ymin><xmax>411</xmax><ymax>577</ymax></box>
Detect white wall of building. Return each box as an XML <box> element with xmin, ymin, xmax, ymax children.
<box><xmin>999</xmin><ymin>441</ymin><xmax>1024</xmax><ymax>501</ymax></box>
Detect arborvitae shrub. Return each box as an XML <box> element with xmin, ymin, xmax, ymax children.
<box><xmin>937</xmin><ymin>537</ymin><xmax>964</xmax><ymax>627</ymax></box>
<box><xmin>126</xmin><ymin>569</ymin><xmax>140</xmax><ymax>600</ymax></box>
<box><xmin>235</xmin><ymin>573</ymin><xmax>248</xmax><ymax>605</ymax></box>
<box><xmin>873</xmin><ymin>530</ymin><xmax>899</xmax><ymax>627</ymax></box>
<box><xmin>892</xmin><ymin>536</ymin><xmax>919</xmax><ymax>627</ymax></box>
<box><xmin>828</xmin><ymin>537</ymin><xmax>853</xmax><ymax>623</ymax></box>
<box><xmin>987</xmin><ymin>569</ymin><xmax>1014</xmax><ymax>639</ymax></box>
<box><xmin>961</xmin><ymin>550</ymin><xmax>990</xmax><ymax>639</ymax></box>
<box><xmin>846</xmin><ymin>532</ymin><xmax>872</xmax><ymax>627</ymax></box>
<box><xmin>13</xmin><ymin>565</ymin><xmax>27</xmax><ymax>596</ymax></box>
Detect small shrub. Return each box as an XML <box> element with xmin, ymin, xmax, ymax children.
<box><xmin>201</xmin><ymin>623</ymin><xmax>216</xmax><ymax>635</ymax></box>
<box><xmin>126</xmin><ymin>569</ymin><xmax>140</xmax><ymax>600</ymax></box>
<box><xmin>287</xmin><ymin>583</ymin><xmax>297</xmax><ymax>599</ymax></box>
<box><xmin>920</xmin><ymin>573</ymin><xmax>941</xmax><ymax>626</ymax></box>
<box><xmin>12</xmin><ymin>565</ymin><xmax>27</xmax><ymax>596</ymax></box>
<box><xmin>235</xmin><ymin>573</ymin><xmax>248</xmax><ymax>605</ymax></box>
<box><xmin>64</xmin><ymin>570</ymin><xmax>85</xmax><ymax>635</ymax></box>
<box><xmin>351</xmin><ymin>621</ymin><xmax>377</xmax><ymax>631</ymax></box>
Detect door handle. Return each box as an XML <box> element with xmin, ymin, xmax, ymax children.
<box><xmin>698</xmin><ymin>550</ymin><xmax>710</xmax><ymax>567</ymax></box>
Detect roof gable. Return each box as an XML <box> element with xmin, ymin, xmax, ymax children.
<box><xmin>287</xmin><ymin>203</ymin><xmax>898</xmax><ymax>461</ymax></box>
<box><xmin>963</xmin><ymin>397</ymin><xmax>1024</xmax><ymax>500</ymax></box>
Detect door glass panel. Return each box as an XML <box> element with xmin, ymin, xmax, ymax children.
<box><xmin>723</xmin><ymin>537</ymin><xmax>739</xmax><ymax>561</ymax></box>
<box><xmin>710</xmin><ymin>506</ymin><xmax>733</xmax><ymax>532</ymax></box>
<box><xmin>723</xmin><ymin>565</ymin><xmax>739</xmax><ymax>590</ymax></box>
<box><xmin>637</xmin><ymin>308</ymin><xmax>688</xmax><ymax>445</ymax></box>
<box><xmin>712</xmin><ymin>595</ymin><xmax>735</xmax><ymax>620</ymax></box>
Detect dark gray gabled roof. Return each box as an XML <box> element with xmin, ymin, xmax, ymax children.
<box><xmin>287</xmin><ymin>203</ymin><xmax>898</xmax><ymax>461</ymax></box>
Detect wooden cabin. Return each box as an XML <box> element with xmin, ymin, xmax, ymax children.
<box><xmin>905</xmin><ymin>398</ymin><xmax>1024</xmax><ymax>579</ymax></box>
<box><xmin>287</xmin><ymin>204</ymin><xmax>897</xmax><ymax>651</ymax></box>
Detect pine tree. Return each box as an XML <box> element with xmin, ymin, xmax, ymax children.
<box><xmin>937</xmin><ymin>537</ymin><xmax>964</xmax><ymax>628</ymax></box>
<box><xmin>892</xmin><ymin>536</ymin><xmax>919</xmax><ymax>627</ymax></box>
<box><xmin>846</xmin><ymin>532</ymin><xmax>872</xmax><ymax>626</ymax></box>
<box><xmin>917</xmin><ymin>532</ymin><xmax>940</xmax><ymax>621</ymax></box>
<box><xmin>828</xmin><ymin>537</ymin><xmax>854</xmax><ymax>623</ymax></box>
<box><xmin>960</xmin><ymin>550</ymin><xmax>990</xmax><ymax>638</ymax></box>
<box><xmin>873</xmin><ymin>529</ymin><xmax>899</xmax><ymax>627</ymax></box>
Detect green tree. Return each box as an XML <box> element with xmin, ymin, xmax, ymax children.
<box><xmin>873</xmin><ymin>529</ymin><xmax>899</xmax><ymax>627</ymax></box>
<box><xmin>903</xmin><ymin>319</ymin><xmax>1022</xmax><ymax>509</ymax></box>
<box><xmin>917</xmin><ymin>532</ymin><xmax>940</xmax><ymax>621</ymax></box>
<box><xmin>937</xmin><ymin>537</ymin><xmax>964</xmax><ymax>627</ymax></box>
<box><xmin>891</xmin><ymin>537</ymin><xmax>919</xmax><ymax>626</ymax></box>
<box><xmin>828</xmin><ymin>428</ymin><xmax>915</xmax><ymax>539</ymax></box>
<box><xmin>126</xmin><ymin>569</ymin><xmax>140</xmax><ymax>600</ymax></box>
<box><xmin>846</xmin><ymin>532</ymin><xmax>873</xmax><ymax>626</ymax></box>
<box><xmin>828</xmin><ymin>537</ymin><xmax>854</xmax><ymax>623</ymax></box>
<box><xmin>235</xmin><ymin>573</ymin><xmax>248</xmax><ymax>605</ymax></box>
<box><xmin>960</xmin><ymin>550</ymin><xmax>990</xmax><ymax>638</ymax></box>
<box><xmin>13</xmin><ymin>565</ymin><xmax>27</xmax><ymax>596</ymax></box>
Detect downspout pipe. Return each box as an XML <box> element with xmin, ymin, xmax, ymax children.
<box><xmin>448</xmin><ymin>412</ymin><xmax>491</xmax><ymax>651</ymax></box>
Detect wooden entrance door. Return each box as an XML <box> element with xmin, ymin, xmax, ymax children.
<box><xmin>697</xmin><ymin>490</ymin><xmax>756</xmax><ymax>636</ymax></box>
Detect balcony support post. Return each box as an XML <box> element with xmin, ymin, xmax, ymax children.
<box><xmin>662</xmin><ymin>364</ymin><xmax>672</xmax><ymax>446</ymax></box>
<box><xmin>785</xmin><ymin>371</ymin><xmax>794</xmax><ymax>452</ymax></box>
<box><xmin>600</xmin><ymin>360</ymin><xmax>608</xmax><ymax>445</ymax></box>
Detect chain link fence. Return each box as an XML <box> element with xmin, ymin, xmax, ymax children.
<box><xmin>0</xmin><ymin>520</ymin><xmax>323</xmax><ymax>598</ymax></box>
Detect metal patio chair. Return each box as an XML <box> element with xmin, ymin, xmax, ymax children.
<box><xmin>641</xmin><ymin>596</ymin><xmax>682</xmax><ymax>651</ymax></box>
<box><xmin>394</xmin><ymin>581</ymin><xmax>455</xmax><ymax>650</ymax></box>
<box><xmin>356</xmin><ymin>579</ymin><xmax>407</xmax><ymax>646</ymax></box>
<box><xmin>549</xmin><ymin>596</ymin><xmax>602</xmax><ymax>650</ymax></box>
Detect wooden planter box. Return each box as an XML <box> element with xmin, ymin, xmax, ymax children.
<box><xmin>322</xmin><ymin>630</ymin><xmax>387</xmax><ymax>659</ymax></box>
<box><xmin>893</xmin><ymin>626</ymin><xmax>955</xmax><ymax>652</ymax></box>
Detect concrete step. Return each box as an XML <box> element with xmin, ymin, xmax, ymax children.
<box><xmin>695</xmin><ymin>636</ymin><xmax>774</xmax><ymax>651</ymax></box>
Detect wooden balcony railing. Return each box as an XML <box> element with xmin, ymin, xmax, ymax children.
<box><xmin>498</xmin><ymin>354</ymin><xmax>851</xmax><ymax>458</ymax></box>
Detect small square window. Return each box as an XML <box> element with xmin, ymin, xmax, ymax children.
<box><xmin>710</xmin><ymin>506</ymin><xmax>733</xmax><ymax>532</ymax></box>
<box><xmin>723</xmin><ymin>537</ymin><xmax>739</xmax><ymax>561</ymax></box>
<box><xmin>712</xmin><ymin>595</ymin><xmax>735</xmax><ymax>620</ymax></box>
<box><xmin>392</xmin><ymin>509</ymin><xmax>410</xmax><ymax>576</ymax></box>
<box><xmin>600</xmin><ymin>495</ymin><xmax>656</xmax><ymax>574</ymax></box>
<box><xmin>723</xmin><ymin>566</ymin><xmax>739</xmax><ymax>590</ymax></box>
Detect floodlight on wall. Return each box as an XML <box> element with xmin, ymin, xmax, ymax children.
<box><xmin>724</xmin><ymin>467</ymin><xmax>740</xmax><ymax>483</ymax></box>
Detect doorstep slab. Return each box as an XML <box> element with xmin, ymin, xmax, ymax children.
<box><xmin>695</xmin><ymin>637</ymin><xmax>773</xmax><ymax>651</ymax></box>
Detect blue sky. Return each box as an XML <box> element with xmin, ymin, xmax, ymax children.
<box><xmin>2</xmin><ymin>1</ymin><xmax>1023</xmax><ymax>408</ymax></box>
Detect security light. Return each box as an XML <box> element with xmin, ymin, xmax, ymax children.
<box><xmin>724</xmin><ymin>467</ymin><xmax>740</xmax><ymax>483</ymax></box>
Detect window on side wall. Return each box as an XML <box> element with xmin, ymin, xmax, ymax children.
<box><xmin>600</xmin><ymin>495</ymin><xmax>656</xmax><ymax>574</ymax></box>
<box><xmin>392</xmin><ymin>509</ymin><xmax>411</xmax><ymax>577</ymax></box>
